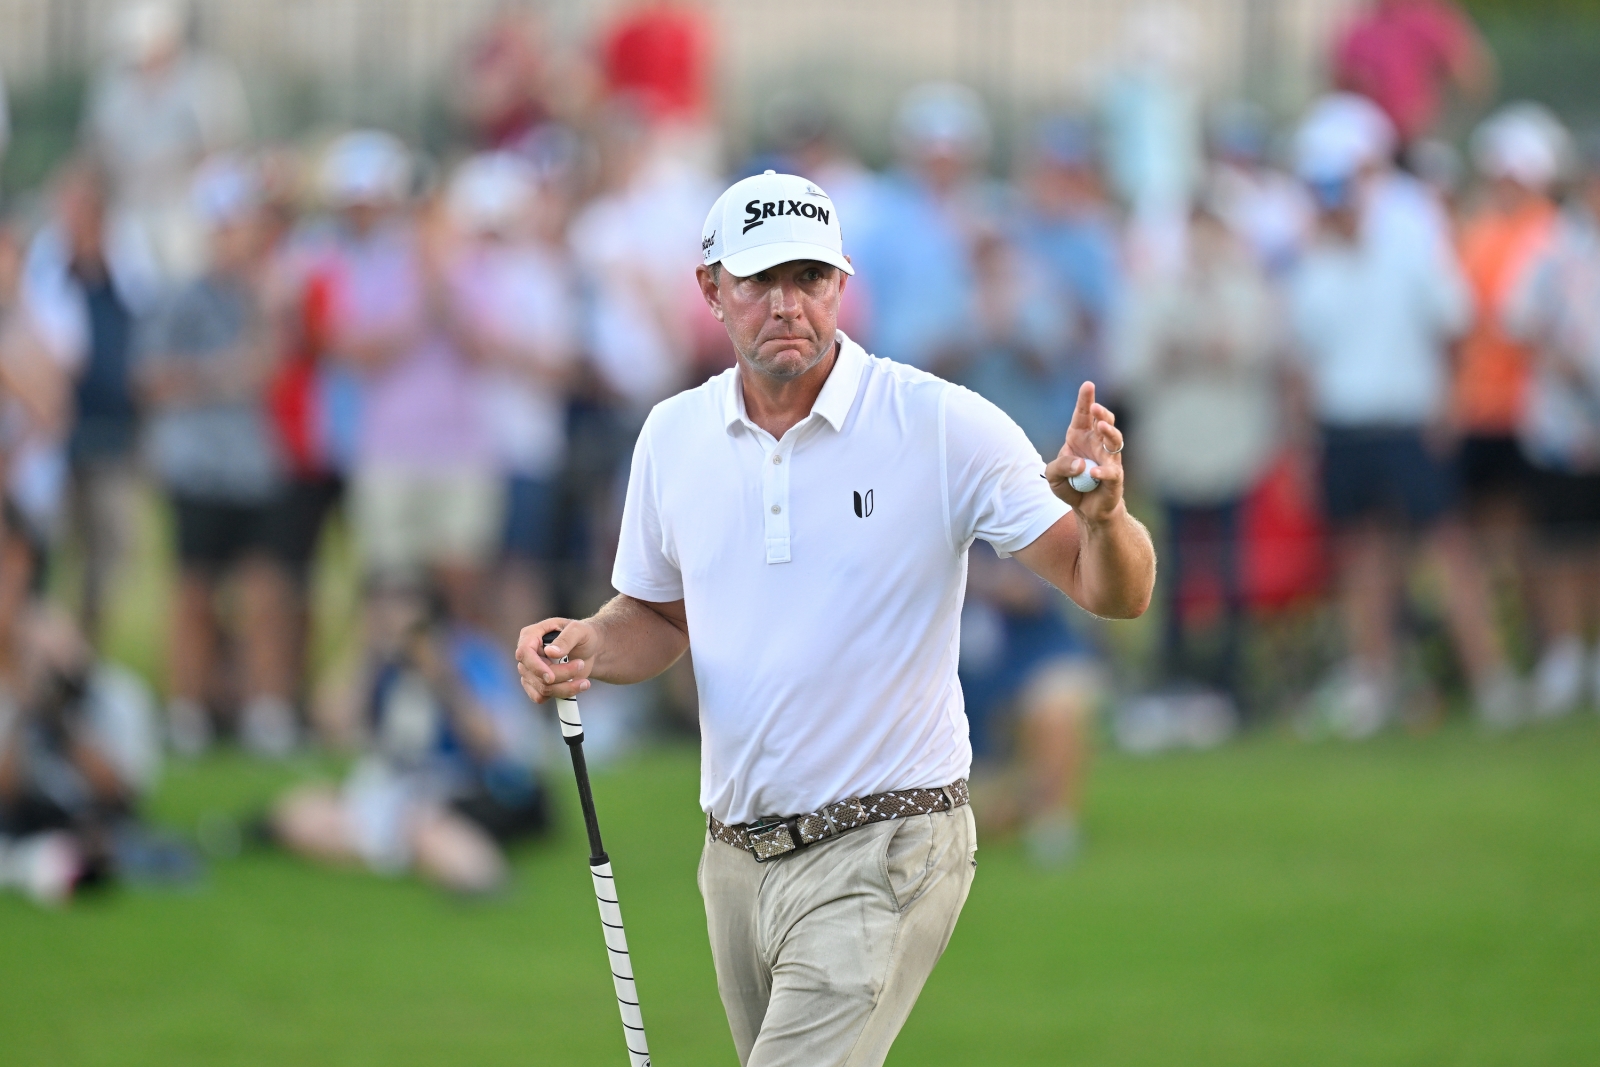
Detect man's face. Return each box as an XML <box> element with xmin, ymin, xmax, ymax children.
<box><xmin>696</xmin><ymin>258</ymin><xmax>849</xmax><ymax>380</ymax></box>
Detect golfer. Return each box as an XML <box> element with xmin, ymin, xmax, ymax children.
<box><xmin>517</xmin><ymin>170</ymin><xmax>1155</xmax><ymax>1067</ymax></box>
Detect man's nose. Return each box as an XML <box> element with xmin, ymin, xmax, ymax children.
<box><xmin>770</xmin><ymin>280</ymin><xmax>802</xmax><ymax>319</ymax></box>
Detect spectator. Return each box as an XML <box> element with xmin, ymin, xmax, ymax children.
<box><xmin>598</xmin><ymin>0</ymin><xmax>711</xmax><ymax>126</ymax></box>
<box><xmin>1014</xmin><ymin>115</ymin><xmax>1125</xmax><ymax>389</ymax></box>
<box><xmin>1453</xmin><ymin>105</ymin><xmax>1567</xmax><ymax>562</ymax></box>
<box><xmin>135</xmin><ymin>156</ymin><xmax>294</xmax><ymax>757</ymax></box>
<box><xmin>960</xmin><ymin>542</ymin><xmax>1104</xmax><ymax>868</ymax></box>
<box><xmin>1207</xmin><ymin>102</ymin><xmax>1316</xmax><ymax>276</ymax></box>
<box><xmin>946</xmin><ymin>228</ymin><xmax>1103</xmax><ymax>866</ymax></box>
<box><xmin>453</xmin><ymin>10</ymin><xmax>552</xmax><ymax>151</ymax></box>
<box><xmin>0</xmin><ymin>605</ymin><xmax>173</xmax><ymax>906</ymax></box>
<box><xmin>1288</xmin><ymin>96</ymin><xmax>1517</xmax><ymax>734</ymax></box>
<box><xmin>1</xmin><ymin>213</ymin><xmax>74</xmax><ymax>682</ymax></box>
<box><xmin>1116</xmin><ymin>206</ymin><xmax>1282</xmax><ymax>711</ymax></box>
<box><xmin>81</xmin><ymin>0</ymin><xmax>250</xmax><ymax>283</ymax></box>
<box><xmin>1504</xmin><ymin>132</ymin><xmax>1600</xmax><ymax>718</ymax></box>
<box><xmin>22</xmin><ymin>160</ymin><xmax>162</xmax><ymax>647</ymax></box>
<box><xmin>318</xmin><ymin>131</ymin><xmax>502</xmax><ymax>624</ymax></box>
<box><xmin>444</xmin><ymin>152</ymin><xmax>579</xmax><ymax>641</ymax></box>
<box><xmin>850</xmin><ymin>82</ymin><xmax>994</xmax><ymax>371</ymax></box>
<box><xmin>1331</xmin><ymin>0</ymin><xmax>1493</xmax><ymax>148</ymax></box>
<box><xmin>269</xmin><ymin>583</ymin><xmax>547</xmax><ymax>895</ymax></box>
<box><xmin>1101</xmin><ymin>3</ymin><xmax>1205</xmax><ymax>279</ymax></box>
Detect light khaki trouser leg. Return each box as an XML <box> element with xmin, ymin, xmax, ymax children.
<box><xmin>698</xmin><ymin>805</ymin><xmax>977</xmax><ymax>1067</ymax></box>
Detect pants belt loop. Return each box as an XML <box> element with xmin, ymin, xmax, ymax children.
<box><xmin>940</xmin><ymin>785</ymin><xmax>956</xmax><ymax>812</ymax></box>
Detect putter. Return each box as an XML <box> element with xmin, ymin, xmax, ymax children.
<box><xmin>543</xmin><ymin>631</ymin><xmax>651</xmax><ymax>1067</ymax></box>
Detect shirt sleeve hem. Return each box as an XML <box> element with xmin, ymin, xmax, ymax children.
<box><xmin>989</xmin><ymin>500</ymin><xmax>1073</xmax><ymax>559</ymax></box>
<box><xmin>611</xmin><ymin>573</ymin><xmax>686</xmax><ymax>604</ymax></box>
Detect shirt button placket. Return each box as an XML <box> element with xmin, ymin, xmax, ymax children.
<box><xmin>763</xmin><ymin>442</ymin><xmax>792</xmax><ymax>564</ymax></box>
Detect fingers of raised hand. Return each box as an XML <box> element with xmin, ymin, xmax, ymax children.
<box><xmin>1097</xmin><ymin>418</ymin><xmax>1125</xmax><ymax>458</ymax></box>
<box><xmin>1070</xmin><ymin>381</ymin><xmax>1097</xmax><ymax>428</ymax></box>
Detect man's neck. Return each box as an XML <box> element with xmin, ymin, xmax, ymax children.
<box><xmin>739</xmin><ymin>340</ymin><xmax>839</xmax><ymax>441</ymax></box>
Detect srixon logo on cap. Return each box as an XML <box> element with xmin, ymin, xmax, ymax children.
<box><xmin>743</xmin><ymin>198</ymin><xmax>831</xmax><ymax>234</ymax></box>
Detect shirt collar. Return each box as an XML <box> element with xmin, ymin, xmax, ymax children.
<box><xmin>721</xmin><ymin>330</ymin><xmax>867</xmax><ymax>435</ymax></box>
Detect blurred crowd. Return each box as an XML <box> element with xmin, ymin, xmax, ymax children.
<box><xmin>4</xmin><ymin>0</ymin><xmax>1600</xmax><ymax>897</ymax></box>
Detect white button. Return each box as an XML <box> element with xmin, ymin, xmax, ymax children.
<box><xmin>771</xmin><ymin>504</ymin><xmax>781</xmax><ymax>514</ymax></box>
<box><xmin>772</xmin><ymin>455</ymin><xmax>782</xmax><ymax>465</ymax></box>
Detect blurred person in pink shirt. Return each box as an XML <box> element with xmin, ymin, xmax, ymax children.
<box><xmin>1331</xmin><ymin>0</ymin><xmax>1493</xmax><ymax>148</ymax></box>
<box><xmin>453</xmin><ymin>10</ymin><xmax>552</xmax><ymax>151</ymax></box>
<box><xmin>317</xmin><ymin>132</ymin><xmax>502</xmax><ymax>624</ymax></box>
<box><xmin>443</xmin><ymin>152</ymin><xmax>580</xmax><ymax>643</ymax></box>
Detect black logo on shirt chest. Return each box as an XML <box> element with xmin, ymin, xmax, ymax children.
<box><xmin>852</xmin><ymin>489</ymin><xmax>874</xmax><ymax>518</ymax></box>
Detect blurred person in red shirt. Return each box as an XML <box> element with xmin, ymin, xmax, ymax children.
<box><xmin>1504</xmin><ymin>133</ymin><xmax>1600</xmax><ymax>718</ymax></box>
<box><xmin>1331</xmin><ymin>0</ymin><xmax>1493</xmax><ymax>149</ymax></box>
<box><xmin>599</xmin><ymin>0</ymin><xmax>710</xmax><ymax>124</ymax></box>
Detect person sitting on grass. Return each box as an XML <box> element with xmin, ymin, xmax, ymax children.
<box><xmin>269</xmin><ymin>581</ymin><xmax>548</xmax><ymax>895</ymax></box>
<box><xmin>0</xmin><ymin>605</ymin><xmax>175</xmax><ymax>906</ymax></box>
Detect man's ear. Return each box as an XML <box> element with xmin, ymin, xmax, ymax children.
<box><xmin>695</xmin><ymin>264</ymin><xmax>725</xmax><ymax>321</ymax></box>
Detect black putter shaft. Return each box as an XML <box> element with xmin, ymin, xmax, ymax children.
<box><xmin>543</xmin><ymin>631</ymin><xmax>651</xmax><ymax>1067</ymax></box>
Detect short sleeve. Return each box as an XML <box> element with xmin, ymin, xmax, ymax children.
<box><xmin>611</xmin><ymin>416</ymin><xmax>685</xmax><ymax>602</ymax></box>
<box><xmin>942</xmin><ymin>384</ymin><xmax>1072</xmax><ymax>557</ymax></box>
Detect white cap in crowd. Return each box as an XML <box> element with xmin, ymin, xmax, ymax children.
<box><xmin>447</xmin><ymin>152</ymin><xmax>535</xmax><ymax>235</ymax></box>
<box><xmin>700</xmin><ymin>170</ymin><xmax>854</xmax><ymax>278</ymax></box>
<box><xmin>1293</xmin><ymin>93</ymin><xmax>1396</xmax><ymax>182</ymax></box>
<box><xmin>1471</xmin><ymin>102</ymin><xmax>1571</xmax><ymax>191</ymax></box>
<box><xmin>320</xmin><ymin>130</ymin><xmax>412</xmax><ymax>208</ymax></box>
<box><xmin>190</xmin><ymin>153</ymin><xmax>260</xmax><ymax>227</ymax></box>
<box><xmin>893</xmin><ymin>81</ymin><xmax>991</xmax><ymax>160</ymax></box>
<box><xmin>114</xmin><ymin>0</ymin><xmax>183</xmax><ymax>65</ymax></box>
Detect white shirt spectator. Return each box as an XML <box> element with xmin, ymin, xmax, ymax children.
<box><xmin>1290</xmin><ymin>179</ymin><xmax>1470</xmax><ymax>428</ymax></box>
<box><xmin>611</xmin><ymin>332</ymin><xmax>1070</xmax><ymax>824</ymax></box>
<box><xmin>569</xmin><ymin>155</ymin><xmax>717</xmax><ymax>411</ymax></box>
<box><xmin>1506</xmin><ymin>205</ymin><xmax>1600</xmax><ymax>471</ymax></box>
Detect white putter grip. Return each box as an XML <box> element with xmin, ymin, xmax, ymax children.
<box><xmin>594</xmin><ymin>862</ymin><xmax>650</xmax><ymax>1066</ymax></box>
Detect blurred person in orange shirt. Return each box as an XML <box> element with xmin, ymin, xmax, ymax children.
<box><xmin>1504</xmin><ymin>133</ymin><xmax>1600</xmax><ymax>718</ymax></box>
<box><xmin>1331</xmin><ymin>0</ymin><xmax>1493</xmax><ymax>149</ymax></box>
<box><xmin>1453</xmin><ymin>106</ymin><xmax>1568</xmax><ymax>532</ymax></box>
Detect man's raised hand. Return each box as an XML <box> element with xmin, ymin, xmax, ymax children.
<box><xmin>1044</xmin><ymin>380</ymin><xmax>1127</xmax><ymax>524</ymax></box>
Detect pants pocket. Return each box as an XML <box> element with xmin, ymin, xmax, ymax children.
<box><xmin>881</xmin><ymin>815</ymin><xmax>936</xmax><ymax>912</ymax></box>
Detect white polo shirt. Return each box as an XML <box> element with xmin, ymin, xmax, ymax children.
<box><xmin>612</xmin><ymin>331</ymin><xmax>1071</xmax><ymax>825</ymax></box>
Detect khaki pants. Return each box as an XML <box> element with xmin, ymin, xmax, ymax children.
<box><xmin>698</xmin><ymin>805</ymin><xmax>977</xmax><ymax>1067</ymax></box>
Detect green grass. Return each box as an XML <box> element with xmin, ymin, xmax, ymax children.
<box><xmin>3</xmin><ymin>722</ymin><xmax>1600</xmax><ymax>1066</ymax></box>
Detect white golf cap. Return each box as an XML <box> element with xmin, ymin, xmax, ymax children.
<box><xmin>700</xmin><ymin>170</ymin><xmax>853</xmax><ymax>278</ymax></box>
<box><xmin>1294</xmin><ymin>93</ymin><xmax>1396</xmax><ymax>182</ymax></box>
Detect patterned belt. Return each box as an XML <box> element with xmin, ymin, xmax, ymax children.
<box><xmin>708</xmin><ymin>779</ymin><xmax>970</xmax><ymax>863</ymax></box>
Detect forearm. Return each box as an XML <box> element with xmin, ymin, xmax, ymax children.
<box><xmin>588</xmin><ymin>595</ymin><xmax>690</xmax><ymax>685</ymax></box>
<box><xmin>1072</xmin><ymin>506</ymin><xmax>1156</xmax><ymax>619</ymax></box>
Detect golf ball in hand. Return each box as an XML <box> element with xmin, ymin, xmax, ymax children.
<box><xmin>1068</xmin><ymin>463</ymin><xmax>1099</xmax><ymax>493</ymax></box>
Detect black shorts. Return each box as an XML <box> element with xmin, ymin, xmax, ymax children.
<box><xmin>263</xmin><ymin>474</ymin><xmax>344</xmax><ymax>571</ymax></box>
<box><xmin>1458</xmin><ymin>434</ymin><xmax>1533</xmax><ymax>504</ymax></box>
<box><xmin>172</xmin><ymin>496</ymin><xmax>271</xmax><ymax>570</ymax></box>
<box><xmin>1321</xmin><ymin>426</ymin><xmax>1458</xmax><ymax>529</ymax></box>
<box><xmin>1532</xmin><ymin>468</ymin><xmax>1600</xmax><ymax>545</ymax></box>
